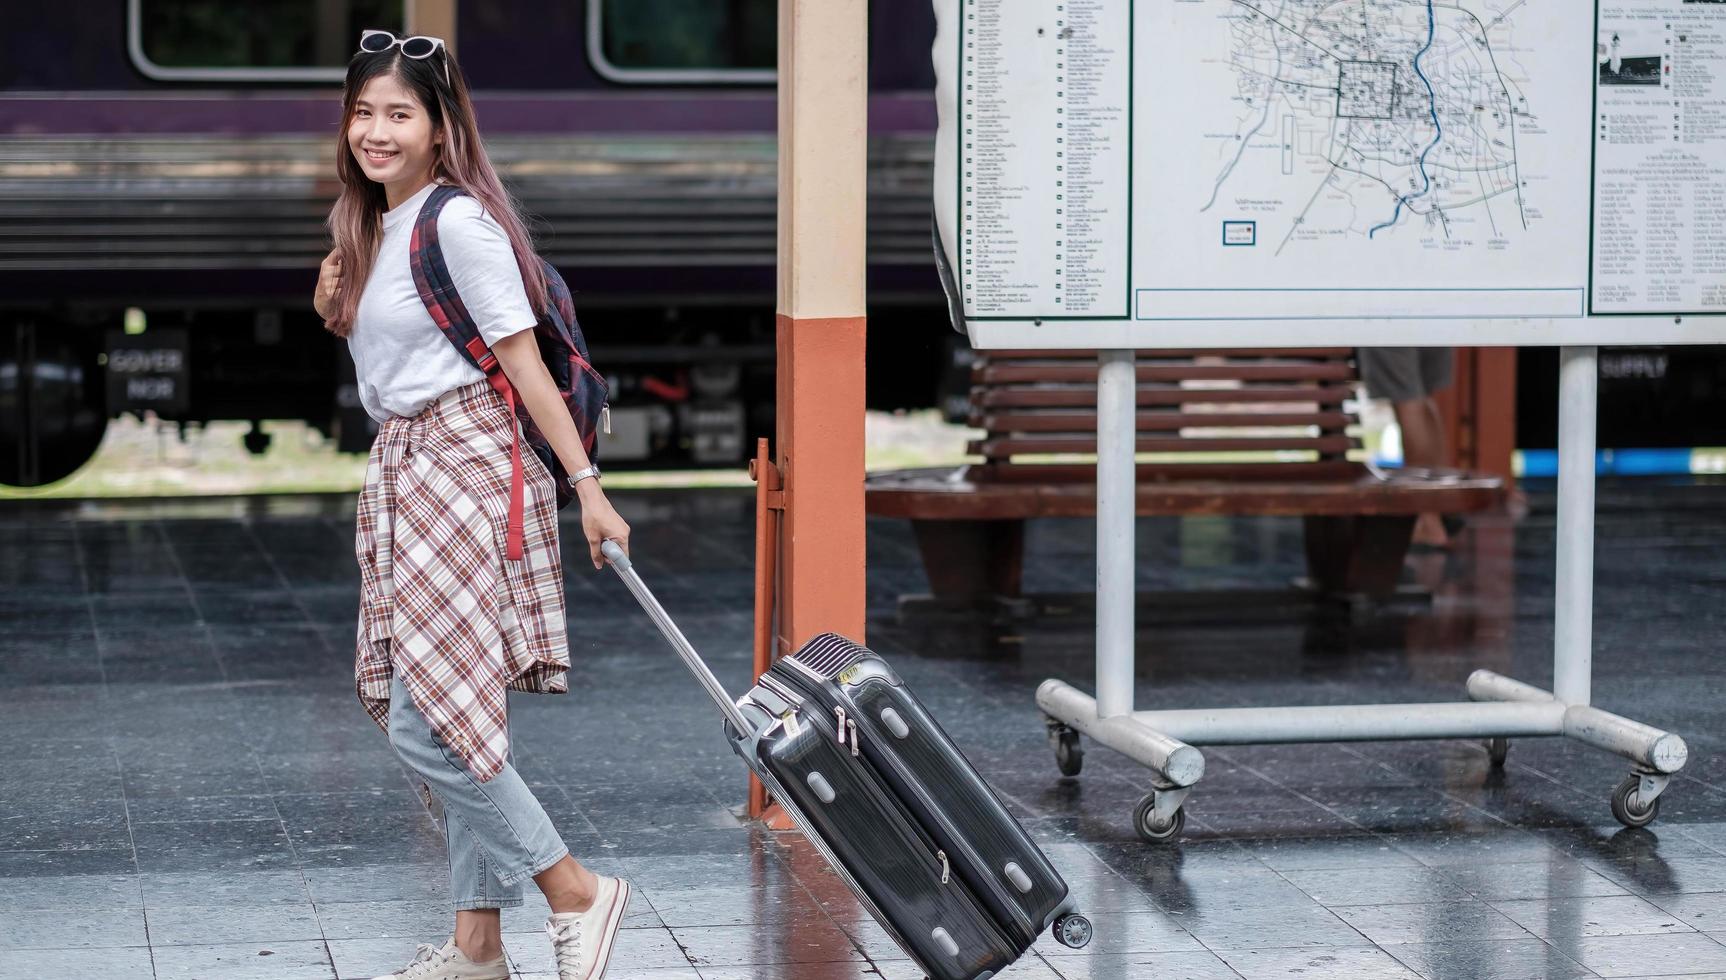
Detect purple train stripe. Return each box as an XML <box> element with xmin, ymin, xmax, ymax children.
<box><xmin>0</xmin><ymin>93</ymin><xmax>937</xmax><ymax>136</ymax></box>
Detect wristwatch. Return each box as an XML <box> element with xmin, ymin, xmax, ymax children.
<box><xmin>565</xmin><ymin>464</ymin><xmax>601</xmax><ymax>489</ymax></box>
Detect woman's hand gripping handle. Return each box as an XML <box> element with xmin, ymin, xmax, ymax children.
<box><xmin>581</xmin><ymin>482</ymin><xmax>630</xmax><ymax>570</ymax></box>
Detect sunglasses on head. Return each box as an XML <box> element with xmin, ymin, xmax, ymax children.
<box><xmin>357</xmin><ymin>30</ymin><xmax>450</xmax><ymax>87</ymax></box>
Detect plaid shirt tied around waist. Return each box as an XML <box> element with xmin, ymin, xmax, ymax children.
<box><xmin>354</xmin><ymin>379</ymin><xmax>569</xmax><ymax>781</ymax></box>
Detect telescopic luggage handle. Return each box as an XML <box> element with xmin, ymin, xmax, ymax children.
<box><xmin>600</xmin><ymin>539</ymin><xmax>755</xmax><ymax>739</ymax></box>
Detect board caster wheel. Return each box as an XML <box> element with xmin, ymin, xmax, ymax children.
<box><xmin>1053</xmin><ymin>728</ymin><xmax>1083</xmax><ymax>777</ymax></box>
<box><xmin>1484</xmin><ymin>737</ymin><xmax>1509</xmax><ymax>768</ymax></box>
<box><xmin>1133</xmin><ymin>793</ymin><xmax>1185</xmax><ymax>842</ymax></box>
<box><xmin>1052</xmin><ymin>912</ymin><xmax>1092</xmax><ymax>948</ymax></box>
<box><xmin>1611</xmin><ymin>774</ymin><xmax>1660</xmax><ymax>828</ymax></box>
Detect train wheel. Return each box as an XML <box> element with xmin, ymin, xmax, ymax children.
<box><xmin>0</xmin><ymin>320</ymin><xmax>107</xmax><ymax>487</ymax></box>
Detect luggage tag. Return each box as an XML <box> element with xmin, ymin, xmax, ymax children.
<box><xmin>782</xmin><ymin>710</ymin><xmax>803</xmax><ymax>739</ymax></box>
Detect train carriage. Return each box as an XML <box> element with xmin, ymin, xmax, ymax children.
<box><xmin>0</xmin><ymin>0</ymin><xmax>951</xmax><ymax>486</ymax></box>
<box><xmin>6</xmin><ymin>2</ymin><xmax>1721</xmax><ymax>489</ymax></box>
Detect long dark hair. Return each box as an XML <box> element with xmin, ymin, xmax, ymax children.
<box><xmin>322</xmin><ymin>39</ymin><xmax>547</xmax><ymax>338</ymax></box>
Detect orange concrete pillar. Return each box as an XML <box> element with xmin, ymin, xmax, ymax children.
<box><xmin>773</xmin><ymin>0</ymin><xmax>868</xmax><ymax>652</ymax></box>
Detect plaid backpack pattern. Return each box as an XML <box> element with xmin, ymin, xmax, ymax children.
<box><xmin>409</xmin><ymin>184</ymin><xmax>609</xmax><ymax>561</ymax></box>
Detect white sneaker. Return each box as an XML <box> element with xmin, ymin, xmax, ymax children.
<box><xmin>545</xmin><ymin>875</ymin><xmax>633</xmax><ymax>980</ymax></box>
<box><xmin>370</xmin><ymin>937</ymin><xmax>509</xmax><ymax>980</ymax></box>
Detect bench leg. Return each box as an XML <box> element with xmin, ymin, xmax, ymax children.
<box><xmin>910</xmin><ymin>519</ymin><xmax>1026</xmax><ymax>601</ymax></box>
<box><xmin>1302</xmin><ymin>515</ymin><xmax>1416</xmax><ymax>599</ymax></box>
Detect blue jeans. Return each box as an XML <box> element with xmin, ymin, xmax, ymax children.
<box><xmin>387</xmin><ymin>673</ymin><xmax>570</xmax><ymax>910</ymax></box>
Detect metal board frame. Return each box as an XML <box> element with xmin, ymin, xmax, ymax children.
<box><xmin>1034</xmin><ymin>346</ymin><xmax>1692</xmax><ymax>836</ymax></box>
<box><xmin>928</xmin><ymin>0</ymin><xmax>1717</xmax><ymax>834</ymax></box>
<box><xmin>933</xmin><ymin>0</ymin><xmax>1726</xmax><ymax>349</ymax></box>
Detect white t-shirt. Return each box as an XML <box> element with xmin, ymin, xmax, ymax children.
<box><xmin>348</xmin><ymin>180</ymin><xmax>538</xmax><ymax>422</ymax></box>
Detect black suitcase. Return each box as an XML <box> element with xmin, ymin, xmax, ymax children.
<box><xmin>602</xmin><ymin>542</ymin><xmax>1091</xmax><ymax>980</ymax></box>
<box><xmin>766</xmin><ymin>634</ymin><xmax>1081</xmax><ymax>949</ymax></box>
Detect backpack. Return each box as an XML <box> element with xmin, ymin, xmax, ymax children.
<box><xmin>408</xmin><ymin>184</ymin><xmax>609</xmax><ymax>562</ymax></box>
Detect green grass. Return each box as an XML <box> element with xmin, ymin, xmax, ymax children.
<box><xmin>0</xmin><ymin>416</ymin><xmax>767</xmax><ymax>500</ymax></box>
<box><xmin>22</xmin><ymin>408</ymin><xmax>1697</xmax><ymax>501</ymax></box>
<box><xmin>0</xmin><ymin>418</ymin><xmax>370</xmax><ymax>500</ymax></box>
<box><xmin>3</xmin><ymin>411</ymin><xmax>950</xmax><ymax>499</ymax></box>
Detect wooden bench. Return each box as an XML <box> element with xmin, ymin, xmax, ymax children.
<box><xmin>866</xmin><ymin>348</ymin><xmax>1504</xmax><ymax>602</ymax></box>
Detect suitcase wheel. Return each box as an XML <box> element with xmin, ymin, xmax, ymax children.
<box><xmin>1053</xmin><ymin>913</ymin><xmax>1093</xmax><ymax>949</ymax></box>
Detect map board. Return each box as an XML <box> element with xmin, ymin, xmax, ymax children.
<box><xmin>931</xmin><ymin>0</ymin><xmax>1726</xmax><ymax>348</ymax></box>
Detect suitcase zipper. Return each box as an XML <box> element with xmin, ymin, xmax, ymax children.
<box><xmin>786</xmin><ymin>675</ymin><xmax>948</xmax><ymax>864</ymax></box>
<box><xmin>848</xmin><ymin>680</ymin><xmax>1043</xmax><ymax>941</ymax></box>
<box><xmin>826</xmin><ymin>707</ymin><xmax>864</xmax><ymax>760</ymax></box>
<box><xmin>818</xmin><ymin>709</ymin><xmax>956</xmax><ymax>887</ymax></box>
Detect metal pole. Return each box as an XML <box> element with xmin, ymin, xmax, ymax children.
<box><xmin>748</xmin><ymin>439</ymin><xmax>780</xmax><ymax>819</ymax></box>
<box><xmin>1554</xmin><ymin>347</ymin><xmax>1597</xmax><ymax>705</ymax></box>
<box><xmin>1038</xmin><ymin>680</ymin><xmax>1204</xmax><ymax>786</ymax></box>
<box><xmin>1128</xmin><ymin>701</ymin><xmax>1567</xmax><ymax>743</ymax></box>
<box><xmin>601</xmin><ymin>541</ymin><xmax>756</xmax><ymax>740</ymax></box>
<box><xmin>1466</xmin><ymin>670</ymin><xmax>1557</xmax><ymax>704</ymax></box>
<box><xmin>1096</xmin><ymin>349</ymin><xmax>1136</xmax><ymax>718</ymax></box>
<box><xmin>1564</xmin><ymin>704</ymin><xmax>1689</xmax><ymax>773</ymax></box>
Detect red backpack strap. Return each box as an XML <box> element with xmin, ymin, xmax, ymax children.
<box><xmin>408</xmin><ymin>185</ymin><xmax>526</xmax><ymax>562</ymax></box>
<box><xmin>489</xmin><ymin>376</ymin><xmax>526</xmax><ymax>563</ymax></box>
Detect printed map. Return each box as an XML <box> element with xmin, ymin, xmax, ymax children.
<box><xmin>1205</xmin><ymin>0</ymin><xmax>1537</xmax><ymax>254</ymax></box>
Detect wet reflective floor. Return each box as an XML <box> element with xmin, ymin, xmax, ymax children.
<box><xmin>1</xmin><ymin>479</ymin><xmax>1724</xmax><ymax>979</ymax></box>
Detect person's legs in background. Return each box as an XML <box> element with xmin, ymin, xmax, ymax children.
<box><xmin>1391</xmin><ymin>393</ymin><xmax>1451</xmax><ymax>547</ymax></box>
<box><xmin>1358</xmin><ymin>347</ymin><xmax>1456</xmax><ymax>548</ymax></box>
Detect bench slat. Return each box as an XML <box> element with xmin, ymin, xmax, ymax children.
<box><xmin>970</xmin><ymin>434</ymin><xmax>1360</xmax><ymax>457</ymax></box>
<box><xmin>969</xmin><ymin>410</ymin><xmax>1353</xmax><ymax>433</ymax></box>
<box><xmin>864</xmin><ymin>465</ymin><xmax>1503</xmax><ymax>520</ymax></box>
<box><xmin>975</xmin><ymin>384</ymin><xmax>1358</xmax><ymax>408</ymax></box>
<box><xmin>976</xmin><ymin>363</ymin><xmax>1357</xmax><ymax>384</ymax></box>
<box><xmin>984</xmin><ymin>348</ymin><xmax>1355</xmax><ymax>360</ymax></box>
<box><xmin>970</xmin><ymin>460</ymin><xmax>1363</xmax><ymax>483</ymax></box>
<box><xmin>869</xmin><ymin>341</ymin><xmax>1499</xmax><ymax>599</ymax></box>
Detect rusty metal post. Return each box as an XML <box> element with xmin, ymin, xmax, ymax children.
<box><xmin>747</xmin><ymin>438</ymin><xmax>791</xmax><ymax>825</ymax></box>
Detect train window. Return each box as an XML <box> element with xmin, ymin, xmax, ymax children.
<box><xmin>587</xmin><ymin>0</ymin><xmax>776</xmax><ymax>84</ymax></box>
<box><xmin>128</xmin><ymin>0</ymin><xmax>405</xmax><ymax>82</ymax></box>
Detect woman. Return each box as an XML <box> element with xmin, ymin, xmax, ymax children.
<box><xmin>313</xmin><ymin>30</ymin><xmax>632</xmax><ymax>980</ymax></box>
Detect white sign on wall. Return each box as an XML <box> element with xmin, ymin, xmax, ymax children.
<box><xmin>931</xmin><ymin>0</ymin><xmax>1726</xmax><ymax>348</ymax></box>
